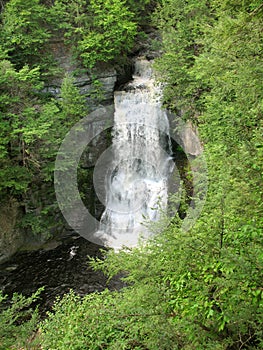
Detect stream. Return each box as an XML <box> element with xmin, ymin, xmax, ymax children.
<box><xmin>0</xmin><ymin>232</ymin><xmax>122</xmax><ymax>314</ymax></box>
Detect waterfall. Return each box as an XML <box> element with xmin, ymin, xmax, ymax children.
<box><xmin>94</xmin><ymin>59</ymin><xmax>173</xmax><ymax>249</ymax></box>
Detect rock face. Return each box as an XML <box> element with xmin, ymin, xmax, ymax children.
<box><xmin>44</xmin><ymin>65</ymin><xmax>117</xmax><ymax>107</ymax></box>
<box><xmin>79</xmin><ymin>105</ymin><xmax>115</xmax><ymax>220</ymax></box>
<box><xmin>167</xmin><ymin>112</ymin><xmax>203</xmax><ymax>156</ymax></box>
<box><xmin>0</xmin><ymin>200</ymin><xmax>24</xmax><ymax>264</ymax></box>
<box><xmin>176</xmin><ymin>119</ymin><xmax>203</xmax><ymax>156</ymax></box>
<box><xmin>44</xmin><ymin>41</ymin><xmax>132</xmax><ymax>107</ymax></box>
<box><xmin>80</xmin><ymin>105</ymin><xmax>115</xmax><ymax>168</ymax></box>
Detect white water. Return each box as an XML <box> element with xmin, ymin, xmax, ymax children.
<box><xmin>95</xmin><ymin>59</ymin><xmax>173</xmax><ymax>249</ymax></box>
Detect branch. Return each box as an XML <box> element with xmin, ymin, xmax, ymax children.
<box><xmin>219</xmin><ymin>196</ymin><xmax>225</xmax><ymax>253</ymax></box>
<box><xmin>249</xmin><ymin>3</ymin><xmax>263</xmax><ymax>16</ymax></box>
<box><xmin>0</xmin><ymin>0</ymin><xmax>4</xmax><ymax>11</ymax></box>
<box><xmin>238</xmin><ymin>330</ymin><xmax>255</xmax><ymax>349</ymax></box>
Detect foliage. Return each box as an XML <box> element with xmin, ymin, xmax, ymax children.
<box><xmin>19</xmin><ymin>75</ymin><xmax>88</xmax><ymax>237</ymax></box>
<box><xmin>0</xmin><ymin>288</ymin><xmax>42</xmax><ymax>350</ymax></box>
<box><xmin>38</xmin><ymin>1</ymin><xmax>263</xmax><ymax>349</ymax></box>
<box><xmin>126</xmin><ymin>0</ymin><xmax>152</xmax><ymax>15</ymax></box>
<box><xmin>0</xmin><ymin>0</ymin><xmax>51</xmax><ymax>68</ymax></box>
<box><xmin>151</xmin><ymin>0</ymin><xmax>263</xmax><ymax>347</ymax></box>
<box><xmin>0</xmin><ymin>60</ymin><xmax>44</xmax><ymax>197</ymax></box>
<box><xmin>0</xmin><ymin>0</ymin><xmax>150</xmax><ymax>241</ymax></box>
<box><xmin>78</xmin><ymin>0</ymin><xmax>137</xmax><ymax>68</ymax></box>
<box><xmin>152</xmin><ymin>0</ymin><xmax>212</xmax><ymax>118</ymax></box>
<box><xmin>48</xmin><ymin>0</ymin><xmax>145</xmax><ymax>68</ymax></box>
<box><xmin>39</xmin><ymin>211</ymin><xmax>262</xmax><ymax>349</ymax></box>
<box><xmin>1</xmin><ymin>0</ymin><xmax>148</xmax><ymax>70</ymax></box>
<box><xmin>0</xmin><ymin>0</ymin><xmax>262</xmax><ymax>349</ymax></box>
<box><xmin>47</xmin><ymin>0</ymin><xmax>91</xmax><ymax>42</ymax></box>
<box><xmin>0</xmin><ymin>0</ymin><xmax>147</xmax><ymax>199</ymax></box>
<box><xmin>0</xmin><ymin>59</ymin><xmax>87</xmax><ymax>237</ymax></box>
<box><xmin>58</xmin><ymin>73</ymin><xmax>88</xmax><ymax>127</ymax></box>
<box><xmin>40</xmin><ymin>286</ymin><xmax>178</xmax><ymax>350</ymax></box>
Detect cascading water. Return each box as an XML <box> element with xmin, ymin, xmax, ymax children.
<box><xmin>95</xmin><ymin>59</ymin><xmax>173</xmax><ymax>249</ymax></box>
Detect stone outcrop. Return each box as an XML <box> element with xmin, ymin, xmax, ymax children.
<box><xmin>167</xmin><ymin>112</ymin><xmax>203</xmax><ymax>156</ymax></box>
<box><xmin>79</xmin><ymin>106</ymin><xmax>115</xmax><ymax>220</ymax></box>
<box><xmin>0</xmin><ymin>200</ymin><xmax>24</xmax><ymax>264</ymax></box>
<box><xmin>80</xmin><ymin>105</ymin><xmax>115</xmax><ymax>168</ymax></box>
<box><xmin>44</xmin><ymin>41</ymin><xmax>132</xmax><ymax>107</ymax></box>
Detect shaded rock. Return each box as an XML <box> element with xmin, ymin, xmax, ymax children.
<box><xmin>44</xmin><ymin>41</ymin><xmax>130</xmax><ymax>107</ymax></box>
<box><xmin>167</xmin><ymin>111</ymin><xmax>203</xmax><ymax>156</ymax></box>
<box><xmin>80</xmin><ymin>105</ymin><xmax>114</xmax><ymax>168</ymax></box>
<box><xmin>0</xmin><ymin>200</ymin><xmax>24</xmax><ymax>264</ymax></box>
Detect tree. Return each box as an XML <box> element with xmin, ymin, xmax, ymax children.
<box><xmin>152</xmin><ymin>0</ymin><xmax>211</xmax><ymax>118</ymax></box>
<box><xmin>0</xmin><ymin>58</ymin><xmax>89</xmax><ymax>237</ymax></box>
<box><xmin>0</xmin><ymin>60</ymin><xmax>44</xmax><ymax>197</ymax></box>
<box><xmin>0</xmin><ymin>0</ymin><xmax>51</xmax><ymax>68</ymax></box>
<box><xmin>0</xmin><ymin>288</ymin><xmax>42</xmax><ymax>350</ymax></box>
<box><xmin>78</xmin><ymin>0</ymin><xmax>137</xmax><ymax>68</ymax></box>
<box><xmin>48</xmin><ymin>0</ymin><xmax>140</xmax><ymax>68</ymax></box>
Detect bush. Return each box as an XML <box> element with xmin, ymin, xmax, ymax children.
<box><xmin>0</xmin><ymin>288</ymin><xmax>42</xmax><ymax>349</ymax></box>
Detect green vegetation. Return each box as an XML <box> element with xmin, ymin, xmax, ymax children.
<box><xmin>78</xmin><ymin>0</ymin><xmax>137</xmax><ymax>68</ymax></box>
<box><xmin>0</xmin><ymin>60</ymin><xmax>88</xmax><ymax>237</ymax></box>
<box><xmin>0</xmin><ymin>0</ymin><xmax>262</xmax><ymax>349</ymax></box>
<box><xmin>0</xmin><ymin>0</ymin><xmax>51</xmax><ymax>68</ymax></box>
<box><xmin>0</xmin><ymin>0</ymin><xmax>149</xmax><ymax>238</ymax></box>
<box><xmin>0</xmin><ymin>288</ymin><xmax>42</xmax><ymax>350</ymax></box>
<box><xmin>45</xmin><ymin>0</ymin><xmax>149</xmax><ymax>68</ymax></box>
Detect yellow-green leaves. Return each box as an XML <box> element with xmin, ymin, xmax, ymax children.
<box><xmin>79</xmin><ymin>0</ymin><xmax>137</xmax><ymax>68</ymax></box>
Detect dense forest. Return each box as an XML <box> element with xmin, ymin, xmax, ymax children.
<box><xmin>0</xmin><ymin>0</ymin><xmax>262</xmax><ymax>349</ymax></box>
